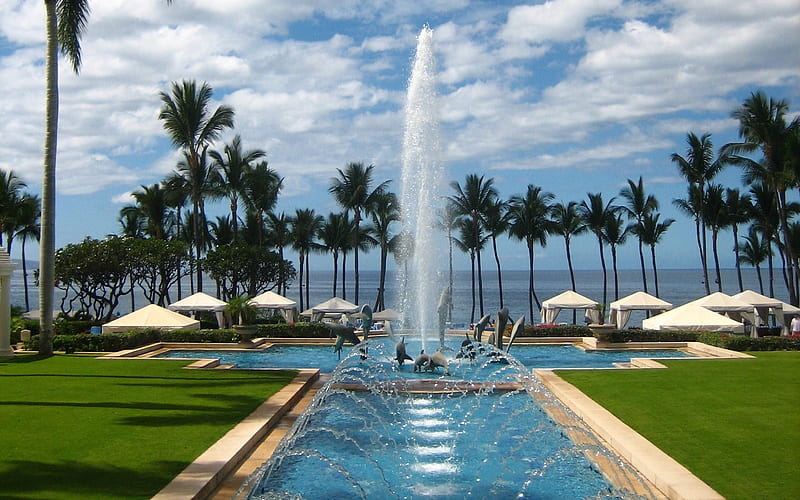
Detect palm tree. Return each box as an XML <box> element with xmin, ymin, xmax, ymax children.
<box><xmin>290</xmin><ymin>208</ymin><xmax>323</xmax><ymax>311</ymax></box>
<box><xmin>452</xmin><ymin>218</ymin><xmax>487</xmax><ymax>323</ymax></box>
<box><xmin>39</xmin><ymin>0</ymin><xmax>90</xmax><ymax>354</ymax></box>
<box><xmin>242</xmin><ymin>161</ymin><xmax>283</xmax><ymax>246</ymax></box>
<box><xmin>671</xmin><ymin>132</ymin><xmax>727</xmax><ymax>295</ymax></box>
<box><xmin>508</xmin><ymin>185</ymin><xmax>555</xmax><ymax>323</ymax></box>
<box><xmin>163</xmin><ymin>173</ymin><xmax>190</xmax><ymax>299</ymax></box>
<box><xmin>726</xmin><ymin>91</ymin><xmax>800</xmax><ymax>304</ymax></box>
<box><xmin>619</xmin><ymin>177</ymin><xmax>657</xmax><ymax>293</ymax></box>
<box><xmin>438</xmin><ymin>203</ymin><xmax>460</xmax><ymax>322</ymax></box>
<box><xmin>579</xmin><ymin>193</ymin><xmax>618</xmax><ymax>312</ymax></box>
<box><xmin>210</xmin><ymin>135</ymin><xmax>266</xmax><ymax>242</ymax></box>
<box><xmin>266</xmin><ymin>212</ymin><xmax>292</xmax><ymax>296</ymax></box>
<box><xmin>601</xmin><ymin>212</ymin><xmax>628</xmax><ymax>301</ymax></box>
<box><xmin>551</xmin><ymin>201</ymin><xmax>586</xmax><ymax>323</ymax></box>
<box><xmin>483</xmin><ymin>198</ymin><xmax>510</xmax><ymax>309</ymax></box>
<box><xmin>118</xmin><ymin>208</ymin><xmax>144</xmax><ymax>238</ymax></box>
<box><xmin>749</xmin><ymin>182</ymin><xmax>780</xmax><ymax>297</ymax></box>
<box><xmin>317</xmin><ymin>212</ymin><xmax>351</xmax><ymax>298</ymax></box>
<box><xmin>209</xmin><ymin>215</ymin><xmax>234</xmax><ymax>247</ymax></box>
<box><xmin>673</xmin><ymin>185</ymin><xmax>708</xmax><ymax>292</ymax></box>
<box><xmin>14</xmin><ymin>195</ymin><xmax>40</xmax><ymax>312</ymax></box>
<box><xmin>704</xmin><ymin>184</ymin><xmax>726</xmax><ymax>292</ymax></box>
<box><xmin>739</xmin><ymin>226</ymin><xmax>771</xmax><ymax>295</ymax></box>
<box><xmin>0</xmin><ymin>169</ymin><xmax>27</xmax><ymax>248</ymax></box>
<box><xmin>723</xmin><ymin>188</ymin><xmax>752</xmax><ymax>293</ymax></box>
<box><xmin>329</xmin><ymin>162</ymin><xmax>389</xmax><ymax>305</ymax></box>
<box><xmin>125</xmin><ymin>184</ymin><xmax>174</xmax><ymax>240</ymax></box>
<box><xmin>639</xmin><ymin>212</ymin><xmax>674</xmax><ymax>297</ymax></box>
<box><xmin>159</xmin><ymin>80</ymin><xmax>234</xmax><ymax>291</ymax></box>
<box><xmin>449</xmin><ymin>174</ymin><xmax>498</xmax><ymax>317</ymax></box>
<box><xmin>368</xmin><ymin>191</ymin><xmax>399</xmax><ymax>311</ymax></box>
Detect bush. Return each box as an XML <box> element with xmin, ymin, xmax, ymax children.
<box><xmin>519</xmin><ymin>325</ymin><xmax>592</xmax><ymax>337</ymax></box>
<box><xmin>258</xmin><ymin>322</ymin><xmax>329</xmax><ymax>338</ymax></box>
<box><xmin>696</xmin><ymin>332</ymin><xmax>800</xmax><ymax>351</ymax></box>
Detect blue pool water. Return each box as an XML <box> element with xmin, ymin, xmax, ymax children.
<box><xmin>155</xmin><ymin>337</ymin><xmax>695</xmax><ymax>372</ymax></box>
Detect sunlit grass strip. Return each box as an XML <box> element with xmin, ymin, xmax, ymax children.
<box><xmin>558</xmin><ymin>352</ymin><xmax>800</xmax><ymax>500</ymax></box>
<box><xmin>0</xmin><ymin>354</ymin><xmax>296</xmax><ymax>500</ymax></box>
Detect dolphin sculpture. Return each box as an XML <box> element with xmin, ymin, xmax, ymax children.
<box><xmin>436</xmin><ymin>287</ymin><xmax>451</xmax><ymax>349</ymax></box>
<box><xmin>491</xmin><ymin>307</ymin><xmax>511</xmax><ymax>350</ymax></box>
<box><xmin>473</xmin><ymin>314</ymin><xmax>491</xmax><ymax>343</ymax></box>
<box><xmin>426</xmin><ymin>348</ymin><xmax>450</xmax><ymax>376</ymax></box>
<box><xmin>413</xmin><ymin>350</ymin><xmax>430</xmax><ymax>372</ymax></box>
<box><xmin>395</xmin><ymin>337</ymin><xmax>413</xmax><ymax>366</ymax></box>
<box><xmin>352</xmin><ymin>304</ymin><xmax>373</xmax><ymax>342</ymax></box>
<box><xmin>505</xmin><ymin>315</ymin><xmax>526</xmax><ymax>353</ymax></box>
<box><xmin>328</xmin><ymin>323</ymin><xmax>360</xmax><ymax>359</ymax></box>
<box><xmin>456</xmin><ymin>331</ymin><xmax>477</xmax><ymax>360</ymax></box>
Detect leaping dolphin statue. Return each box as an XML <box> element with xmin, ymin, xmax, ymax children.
<box><xmin>456</xmin><ymin>331</ymin><xmax>477</xmax><ymax>360</ymax></box>
<box><xmin>352</xmin><ymin>304</ymin><xmax>373</xmax><ymax>342</ymax></box>
<box><xmin>413</xmin><ymin>350</ymin><xmax>430</xmax><ymax>372</ymax></box>
<box><xmin>328</xmin><ymin>323</ymin><xmax>360</xmax><ymax>359</ymax></box>
<box><xmin>473</xmin><ymin>314</ymin><xmax>491</xmax><ymax>343</ymax></box>
<box><xmin>490</xmin><ymin>307</ymin><xmax>511</xmax><ymax>350</ymax></box>
<box><xmin>505</xmin><ymin>315</ymin><xmax>526</xmax><ymax>353</ymax></box>
<box><xmin>395</xmin><ymin>337</ymin><xmax>413</xmax><ymax>366</ymax></box>
<box><xmin>426</xmin><ymin>348</ymin><xmax>450</xmax><ymax>376</ymax></box>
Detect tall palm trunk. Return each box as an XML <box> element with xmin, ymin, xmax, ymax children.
<box><xmin>298</xmin><ymin>252</ymin><xmax>305</xmax><ymax>311</ymax></box>
<box><xmin>375</xmin><ymin>246</ymin><xmax>388</xmax><ymax>311</ymax></box>
<box><xmin>341</xmin><ymin>251</ymin><xmax>347</xmax><ymax>299</ymax></box>
<box><xmin>304</xmin><ymin>253</ymin><xmax>311</xmax><ymax>310</ymax></box>
<box><xmin>695</xmin><ymin>219</ymin><xmax>709</xmax><ymax>294</ymax></box>
<box><xmin>756</xmin><ymin>263</ymin><xmax>765</xmax><ymax>295</ymax></box>
<box><xmin>331</xmin><ymin>253</ymin><xmax>339</xmax><ymax>297</ymax></box>
<box><xmin>767</xmin><ymin>237</ymin><xmax>775</xmax><ymax>297</ymax></box>
<box><xmin>733</xmin><ymin>224</ymin><xmax>744</xmax><ymax>292</ymax></box>
<box><xmin>596</xmin><ymin>235</ymin><xmax>608</xmax><ymax>309</ymax></box>
<box><xmin>469</xmin><ymin>251</ymin><xmax>476</xmax><ymax>324</ymax></box>
<box><xmin>476</xmin><ymin>249</ymin><xmax>485</xmax><ymax>317</ymax></box>
<box><xmin>353</xmin><ymin>210</ymin><xmax>360</xmax><ymax>304</ymax></box>
<box><xmin>565</xmin><ymin>238</ymin><xmax>577</xmax><ymax>323</ymax></box>
<box><xmin>39</xmin><ymin>0</ymin><xmax>59</xmax><ymax>356</ymax></box>
<box><xmin>650</xmin><ymin>245</ymin><xmax>661</xmax><ymax>297</ymax></box>
<box><xmin>712</xmin><ymin>229</ymin><xmax>722</xmax><ymax>292</ymax></box>
<box><xmin>526</xmin><ymin>244</ymin><xmax>535</xmax><ymax>325</ymax></box>
<box><xmin>491</xmin><ymin>235</ymin><xmax>504</xmax><ymax>308</ymax></box>
<box><xmin>611</xmin><ymin>245</ymin><xmax>620</xmax><ymax>301</ymax></box>
<box><xmin>22</xmin><ymin>239</ymin><xmax>30</xmax><ymax>311</ymax></box>
<box><xmin>777</xmin><ymin>191</ymin><xmax>798</xmax><ymax>303</ymax></box>
<box><xmin>637</xmin><ymin>238</ymin><xmax>648</xmax><ymax>293</ymax></box>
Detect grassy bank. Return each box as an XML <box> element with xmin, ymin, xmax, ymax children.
<box><xmin>558</xmin><ymin>352</ymin><xmax>800</xmax><ymax>500</ymax></box>
<box><xmin>0</xmin><ymin>354</ymin><xmax>296</xmax><ymax>500</ymax></box>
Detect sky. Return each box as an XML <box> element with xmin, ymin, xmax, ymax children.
<box><xmin>0</xmin><ymin>0</ymin><xmax>798</xmax><ymax>273</ymax></box>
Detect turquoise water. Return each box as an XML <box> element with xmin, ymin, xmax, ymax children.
<box><xmin>156</xmin><ymin>338</ymin><xmax>695</xmax><ymax>373</ymax></box>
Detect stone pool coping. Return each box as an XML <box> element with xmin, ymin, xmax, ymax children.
<box><xmin>151</xmin><ymin>368</ymin><xmax>319</xmax><ymax>500</ymax></box>
<box><xmin>110</xmin><ymin>337</ymin><xmax>750</xmax><ymax>499</ymax></box>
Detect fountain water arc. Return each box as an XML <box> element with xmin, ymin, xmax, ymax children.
<box><xmin>236</xmin><ymin>28</ymin><xmax>661</xmax><ymax>500</ymax></box>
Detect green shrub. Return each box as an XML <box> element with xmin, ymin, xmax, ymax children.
<box><xmin>519</xmin><ymin>325</ymin><xmax>592</xmax><ymax>337</ymax></box>
<box><xmin>258</xmin><ymin>322</ymin><xmax>329</xmax><ymax>338</ymax></box>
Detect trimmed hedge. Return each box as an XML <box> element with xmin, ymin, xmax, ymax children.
<box><xmin>519</xmin><ymin>325</ymin><xmax>592</xmax><ymax>337</ymax></box>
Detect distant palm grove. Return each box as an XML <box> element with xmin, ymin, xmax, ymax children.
<box><xmin>5</xmin><ymin>83</ymin><xmax>797</xmax><ymax>331</ymax></box>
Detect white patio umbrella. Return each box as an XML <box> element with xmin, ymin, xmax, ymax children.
<box><xmin>540</xmin><ymin>290</ymin><xmax>599</xmax><ymax>324</ymax></box>
<box><xmin>168</xmin><ymin>292</ymin><xmax>227</xmax><ymax>328</ymax></box>
<box><xmin>609</xmin><ymin>291</ymin><xmax>672</xmax><ymax>329</ymax></box>
<box><xmin>301</xmin><ymin>297</ymin><xmax>359</xmax><ymax>322</ymax></box>
<box><xmin>250</xmin><ymin>290</ymin><xmax>298</xmax><ymax>323</ymax></box>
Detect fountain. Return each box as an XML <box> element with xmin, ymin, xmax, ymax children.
<box><xmin>234</xmin><ymin>28</ymin><xmax>660</xmax><ymax>499</ymax></box>
<box><xmin>397</xmin><ymin>26</ymin><xmax>447</xmax><ymax>353</ymax></box>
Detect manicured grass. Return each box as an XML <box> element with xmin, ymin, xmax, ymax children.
<box><xmin>557</xmin><ymin>352</ymin><xmax>800</xmax><ymax>500</ymax></box>
<box><xmin>0</xmin><ymin>354</ymin><xmax>297</xmax><ymax>500</ymax></box>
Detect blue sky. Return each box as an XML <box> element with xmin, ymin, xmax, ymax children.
<box><xmin>0</xmin><ymin>0</ymin><xmax>798</xmax><ymax>272</ymax></box>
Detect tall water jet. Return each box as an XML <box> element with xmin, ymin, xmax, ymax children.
<box><xmin>399</xmin><ymin>26</ymin><xmax>447</xmax><ymax>349</ymax></box>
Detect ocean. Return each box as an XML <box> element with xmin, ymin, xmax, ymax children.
<box><xmin>11</xmin><ymin>266</ymin><xmax>788</xmax><ymax>328</ymax></box>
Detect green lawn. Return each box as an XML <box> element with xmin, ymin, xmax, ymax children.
<box><xmin>557</xmin><ymin>352</ymin><xmax>800</xmax><ymax>500</ymax></box>
<box><xmin>0</xmin><ymin>354</ymin><xmax>297</xmax><ymax>500</ymax></box>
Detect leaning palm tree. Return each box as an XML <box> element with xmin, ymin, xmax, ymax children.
<box><xmin>673</xmin><ymin>184</ymin><xmax>708</xmax><ymax>292</ymax></box>
<box><xmin>368</xmin><ymin>191</ymin><xmax>400</xmax><ymax>311</ymax></box>
<box><xmin>639</xmin><ymin>212</ymin><xmax>675</xmax><ymax>297</ymax></box>
<box><xmin>159</xmin><ymin>79</ymin><xmax>234</xmax><ymax>291</ymax></box>
<box><xmin>128</xmin><ymin>183</ymin><xmax>174</xmax><ymax>240</ymax></box>
<box><xmin>449</xmin><ymin>174</ymin><xmax>498</xmax><ymax>317</ymax></box>
<box><xmin>14</xmin><ymin>195</ymin><xmax>40</xmax><ymax>312</ymax></box>
<box><xmin>748</xmin><ymin>182</ymin><xmax>780</xmax><ymax>297</ymax></box>
<box><xmin>704</xmin><ymin>184</ymin><xmax>726</xmax><ymax>292</ymax></box>
<box><xmin>508</xmin><ymin>185</ymin><xmax>555</xmax><ymax>323</ymax></box>
<box><xmin>210</xmin><ymin>135</ymin><xmax>266</xmax><ymax>242</ymax></box>
<box><xmin>738</xmin><ymin>225</ymin><xmax>771</xmax><ymax>295</ymax></box>
<box><xmin>437</xmin><ymin>202</ymin><xmax>460</xmax><ymax>322</ymax></box>
<box><xmin>579</xmin><ymin>193</ymin><xmax>618</xmax><ymax>312</ymax></box>
<box><xmin>452</xmin><ymin>218</ymin><xmax>487</xmax><ymax>324</ymax></box>
<box><xmin>329</xmin><ymin>162</ymin><xmax>389</xmax><ymax>305</ymax></box>
<box><xmin>163</xmin><ymin>173</ymin><xmax>190</xmax><ymax>299</ymax></box>
<box><xmin>619</xmin><ymin>177</ymin><xmax>657</xmax><ymax>293</ymax></box>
